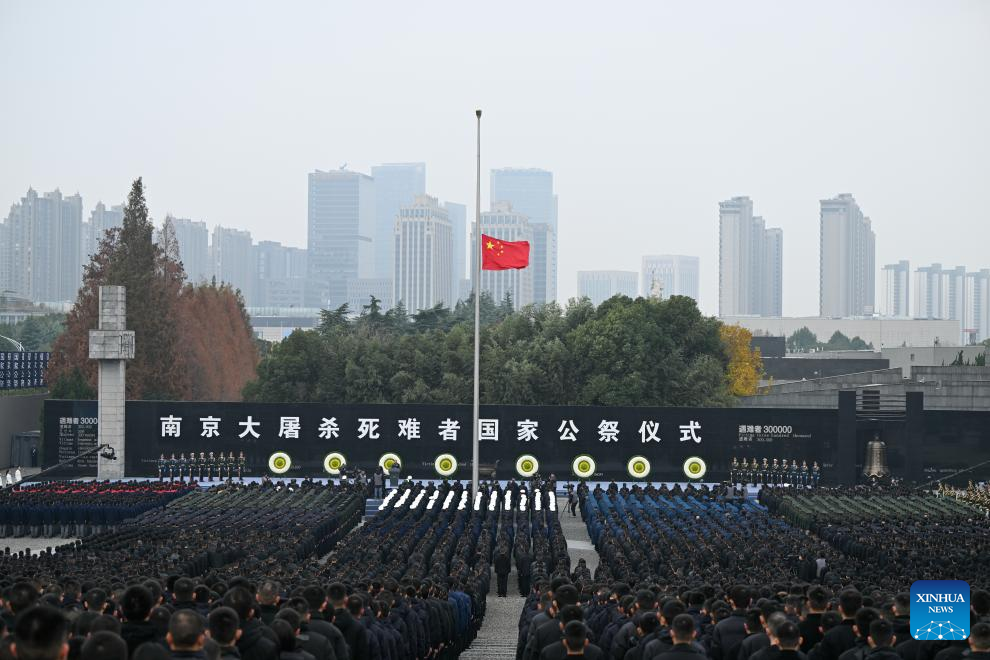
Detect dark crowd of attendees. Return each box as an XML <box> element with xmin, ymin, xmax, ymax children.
<box><xmin>1</xmin><ymin>477</ymin><xmax>989</xmax><ymax>660</ymax></box>
<box><xmin>0</xmin><ymin>478</ymin><xmax>559</xmax><ymax>660</ymax></box>
<box><xmin>512</xmin><ymin>481</ymin><xmax>989</xmax><ymax>660</ymax></box>
<box><xmin>0</xmin><ymin>481</ymin><xmax>194</xmax><ymax>537</ymax></box>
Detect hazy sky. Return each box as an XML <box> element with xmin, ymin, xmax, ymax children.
<box><xmin>2</xmin><ymin>1</ymin><xmax>988</xmax><ymax>316</ymax></box>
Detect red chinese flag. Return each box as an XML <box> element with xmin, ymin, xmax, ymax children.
<box><xmin>481</xmin><ymin>234</ymin><xmax>530</xmax><ymax>270</ymax></box>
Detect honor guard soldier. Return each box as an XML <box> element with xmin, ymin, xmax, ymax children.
<box><xmin>158</xmin><ymin>454</ymin><xmax>166</xmax><ymax>481</ymax></box>
<box><xmin>771</xmin><ymin>458</ymin><xmax>780</xmax><ymax>485</ymax></box>
<box><xmin>788</xmin><ymin>459</ymin><xmax>798</xmax><ymax>487</ymax></box>
<box><xmin>812</xmin><ymin>461</ymin><xmax>821</xmax><ymax>488</ymax></box>
<box><xmin>749</xmin><ymin>457</ymin><xmax>759</xmax><ymax>485</ymax></box>
<box><xmin>228</xmin><ymin>452</ymin><xmax>236</xmax><ymax>480</ymax></box>
<box><xmin>168</xmin><ymin>453</ymin><xmax>178</xmax><ymax>481</ymax></box>
<box><xmin>177</xmin><ymin>453</ymin><xmax>187</xmax><ymax>482</ymax></box>
<box><xmin>197</xmin><ymin>452</ymin><xmax>206</xmax><ymax>481</ymax></box>
<box><xmin>237</xmin><ymin>451</ymin><xmax>246</xmax><ymax>480</ymax></box>
<box><xmin>207</xmin><ymin>451</ymin><xmax>215</xmax><ymax>481</ymax></box>
<box><xmin>800</xmin><ymin>460</ymin><xmax>809</xmax><ymax>487</ymax></box>
<box><xmin>759</xmin><ymin>458</ymin><xmax>767</xmax><ymax>485</ymax></box>
<box><xmin>730</xmin><ymin>457</ymin><xmax>739</xmax><ymax>485</ymax></box>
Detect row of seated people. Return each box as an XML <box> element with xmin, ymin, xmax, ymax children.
<box><xmin>0</xmin><ymin>480</ymin><xmax>195</xmax><ymax>538</ymax></box>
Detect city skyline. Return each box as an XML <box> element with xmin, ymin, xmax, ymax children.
<box><xmin>2</xmin><ymin>2</ymin><xmax>986</xmax><ymax>317</ymax></box>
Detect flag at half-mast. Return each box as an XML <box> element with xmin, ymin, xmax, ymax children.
<box><xmin>481</xmin><ymin>234</ymin><xmax>530</xmax><ymax>270</ymax></box>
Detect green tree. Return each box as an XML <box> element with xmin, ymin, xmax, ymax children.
<box><xmin>823</xmin><ymin>330</ymin><xmax>853</xmax><ymax>351</ymax></box>
<box><xmin>787</xmin><ymin>327</ymin><xmax>818</xmax><ymax>352</ymax></box>
<box><xmin>47</xmin><ymin>178</ymin><xmax>256</xmax><ymax>400</ymax></box>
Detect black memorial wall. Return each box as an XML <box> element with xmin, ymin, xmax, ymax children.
<box><xmin>45</xmin><ymin>400</ymin><xmax>839</xmax><ymax>481</ymax></box>
<box><xmin>42</xmin><ymin>399</ymin><xmax>990</xmax><ymax>483</ymax></box>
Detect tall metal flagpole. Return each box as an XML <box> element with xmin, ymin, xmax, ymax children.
<box><xmin>472</xmin><ymin>109</ymin><xmax>482</xmax><ymax>498</ymax></box>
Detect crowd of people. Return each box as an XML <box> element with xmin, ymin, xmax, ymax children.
<box><xmin>510</xmin><ymin>481</ymin><xmax>989</xmax><ymax>660</ymax></box>
<box><xmin>0</xmin><ymin>481</ymin><xmax>195</xmax><ymax>538</ymax></box>
<box><xmin>1</xmin><ymin>476</ymin><xmax>989</xmax><ymax>660</ymax></box>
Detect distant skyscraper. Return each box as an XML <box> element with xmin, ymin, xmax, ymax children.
<box><xmin>252</xmin><ymin>240</ymin><xmax>308</xmax><ymax>306</ymax></box>
<box><xmin>0</xmin><ymin>222</ymin><xmax>7</xmax><ymax>293</ymax></box>
<box><xmin>212</xmin><ymin>226</ymin><xmax>253</xmax><ymax>301</ymax></box>
<box><xmin>490</xmin><ymin>168</ymin><xmax>557</xmax><ymax>304</ymax></box>
<box><xmin>307</xmin><ymin>169</ymin><xmax>375</xmax><ymax>308</ymax></box>
<box><xmin>880</xmin><ymin>261</ymin><xmax>910</xmax><ymax>317</ymax></box>
<box><xmin>171</xmin><ymin>218</ymin><xmax>211</xmax><ymax>283</ymax></box>
<box><xmin>1</xmin><ymin>188</ymin><xmax>83</xmax><ymax>303</ymax></box>
<box><xmin>914</xmin><ymin>264</ymin><xmax>942</xmax><ymax>320</ymax></box>
<box><xmin>577</xmin><ymin>270</ymin><xmax>638</xmax><ymax>305</ymax></box>
<box><xmin>940</xmin><ymin>266</ymin><xmax>967</xmax><ymax>323</ymax></box>
<box><xmin>371</xmin><ymin>163</ymin><xmax>425</xmax><ymax>280</ymax></box>
<box><xmin>444</xmin><ymin>201</ymin><xmax>467</xmax><ymax>300</ymax></box>
<box><xmin>820</xmin><ymin>193</ymin><xmax>875</xmax><ymax>317</ymax></box>
<box><xmin>641</xmin><ymin>255</ymin><xmax>700</xmax><ymax>302</ymax></box>
<box><xmin>346</xmin><ymin>278</ymin><xmax>393</xmax><ymax>313</ymax></box>
<box><xmin>84</xmin><ymin>201</ymin><xmax>124</xmax><ymax>260</ymax></box>
<box><xmin>964</xmin><ymin>269</ymin><xmax>990</xmax><ymax>344</ymax></box>
<box><xmin>393</xmin><ymin>195</ymin><xmax>453</xmax><ymax>313</ymax></box>
<box><xmin>718</xmin><ymin>197</ymin><xmax>782</xmax><ymax>317</ymax></box>
<box><xmin>764</xmin><ymin>228</ymin><xmax>783</xmax><ymax>317</ymax></box>
<box><xmin>476</xmin><ymin>202</ymin><xmax>534</xmax><ymax>309</ymax></box>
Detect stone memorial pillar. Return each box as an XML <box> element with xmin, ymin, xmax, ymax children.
<box><xmin>88</xmin><ymin>286</ymin><xmax>135</xmax><ymax>479</ymax></box>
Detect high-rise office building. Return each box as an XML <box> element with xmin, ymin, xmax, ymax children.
<box><xmin>880</xmin><ymin>261</ymin><xmax>910</xmax><ymax>317</ymax></box>
<box><xmin>577</xmin><ymin>270</ymin><xmax>638</xmax><ymax>306</ymax></box>
<box><xmin>170</xmin><ymin>217</ymin><xmax>211</xmax><ymax>283</ymax></box>
<box><xmin>371</xmin><ymin>163</ymin><xmax>425</xmax><ymax>280</ymax></box>
<box><xmin>718</xmin><ymin>197</ymin><xmax>782</xmax><ymax>317</ymax></box>
<box><xmin>346</xmin><ymin>278</ymin><xmax>393</xmax><ymax>313</ymax></box>
<box><xmin>490</xmin><ymin>168</ymin><xmax>557</xmax><ymax>304</ymax></box>
<box><xmin>1</xmin><ymin>188</ymin><xmax>83</xmax><ymax>303</ymax></box>
<box><xmin>641</xmin><ymin>255</ymin><xmax>701</xmax><ymax>302</ymax></box>
<box><xmin>820</xmin><ymin>193</ymin><xmax>875</xmax><ymax>317</ymax></box>
<box><xmin>251</xmin><ymin>240</ymin><xmax>309</xmax><ymax>306</ymax></box>
<box><xmin>444</xmin><ymin>201</ymin><xmax>467</xmax><ymax>301</ymax></box>
<box><xmin>307</xmin><ymin>169</ymin><xmax>375</xmax><ymax>308</ymax></box>
<box><xmin>964</xmin><ymin>269</ymin><xmax>990</xmax><ymax>344</ymax></box>
<box><xmin>476</xmin><ymin>202</ymin><xmax>534</xmax><ymax>309</ymax></box>
<box><xmin>212</xmin><ymin>226</ymin><xmax>254</xmax><ymax>301</ymax></box>
<box><xmin>393</xmin><ymin>195</ymin><xmax>453</xmax><ymax>313</ymax></box>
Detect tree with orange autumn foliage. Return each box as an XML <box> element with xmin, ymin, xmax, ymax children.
<box><xmin>720</xmin><ymin>323</ymin><xmax>763</xmax><ymax>396</ymax></box>
<box><xmin>47</xmin><ymin>178</ymin><xmax>257</xmax><ymax>401</ymax></box>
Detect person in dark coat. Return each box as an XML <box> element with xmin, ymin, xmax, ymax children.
<box><xmin>816</xmin><ymin>590</ymin><xmax>862</xmax><ymax>660</ymax></box>
<box><xmin>207</xmin><ymin>607</ymin><xmax>243</xmax><ymax>660</ymax></box>
<box><xmin>223</xmin><ymin>587</ymin><xmax>278</xmax><ymax>660</ymax></box>
<box><xmin>654</xmin><ymin>614</ymin><xmax>710</xmax><ymax>660</ymax></box>
<box><xmin>525</xmin><ymin>601</ymin><xmax>583</xmax><ymax>660</ymax></box>
<box><xmin>300</xmin><ymin>587</ymin><xmax>349</xmax><ymax>660</ymax></box>
<box><xmin>121</xmin><ymin>586</ymin><xmax>162</xmax><ymax>656</ymax></box>
<box><xmin>711</xmin><ymin>586</ymin><xmax>751</xmax><ymax>660</ymax></box>
<box><xmin>329</xmin><ymin>586</ymin><xmax>369</xmax><ymax>660</ymax></box>
<box><xmin>166</xmin><ymin>609</ymin><xmax>208</xmax><ymax>659</ymax></box>
<box><xmin>862</xmin><ymin>620</ymin><xmax>900</xmax><ymax>660</ymax></box>
<box><xmin>495</xmin><ymin>544</ymin><xmax>512</xmax><ymax>597</ymax></box>
<box><xmin>799</xmin><ymin>588</ymin><xmax>828</xmax><ymax>653</ymax></box>
<box><xmin>540</xmin><ymin>621</ymin><xmax>605</xmax><ymax>660</ymax></box>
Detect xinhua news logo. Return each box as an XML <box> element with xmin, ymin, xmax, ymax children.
<box><xmin>911</xmin><ymin>580</ymin><xmax>970</xmax><ymax>641</ymax></box>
